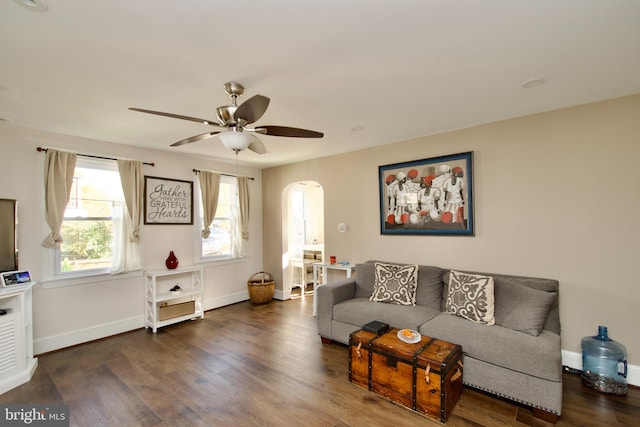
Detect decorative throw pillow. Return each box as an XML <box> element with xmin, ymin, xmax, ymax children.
<box><xmin>445</xmin><ymin>270</ymin><xmax>495</xmax><ymax>325</ymax></box>
<box><xmin>494</xmin><ymin>279</ymin><xmax>557</xmax><ymax>336</ymax></box>
<box><xmin>370</xmin><ymin>262</ymin><xmax>418</xmax><ymax>306</ymax></box>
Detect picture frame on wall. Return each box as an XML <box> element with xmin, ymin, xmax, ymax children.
<box><xmin>379</xmin><ymin>151</ymin><xmax>474</xmax><ymax>236</ymax></box>
<box><xmin>144</xmin><ymin>176</ymin><xmax>193</xmax><ymax>225</ymax></box>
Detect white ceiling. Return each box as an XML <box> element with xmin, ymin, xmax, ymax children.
<box><xmin>1</xmin><ymin>1</ymin><xmax>639</xmax><ymax>168</ymax></box>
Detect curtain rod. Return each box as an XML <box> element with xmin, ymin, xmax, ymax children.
<box><xmin>36</xmin><ymin>147</ymin><xmax>155</xmax><ymax>166</ymax></box>
<box><xmin>192</xmin><ymin>168</ymin><xmax>254</xmax><ymax>180</ymax></box>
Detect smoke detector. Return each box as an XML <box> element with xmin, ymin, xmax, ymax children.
<box><xmin>14</xmin><ymin>0</ymin><xmax>48</xmax><ymax>12</ymax></box>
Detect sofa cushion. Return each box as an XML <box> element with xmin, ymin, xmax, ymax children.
<box><xmin>358</xmin><ymin>261</ymin><xmax>444</xmax><ymax>309</ymax></box>
<box><xmin>443</xmin><ymin>269</ymin><xmax>560</xmax><ymax>334</ymax></box>
<box><xmin>334</xmin><ymin>298</ymin><xmax>441</xmax><ymax>331</ymax></box>
<box><xmin>415</xmin><ymin>265</ymin><xmax>444</xmax><ymax>309</ymax></box>
<box><xmin>445</xmin><ymin>270</ymin><xmax>495</xmax><ymax>325</ymax></box>
<box><xmin>355</xmin><ymin>263</ymin><xmax>375</xmax><ymax>299</ymax></box>
<box><xmin>370</xmin><ymin>262</ymin><xmax>418</xmax><ymax>305</ymax></box>
<box><xmin>419</xmin><ymin>313</ymin><xmax>562</xmax><ymax>382</ymax></box>
<box><xmin>495</xmin><ymin>279</ymin><xmax>557</xmax><ymax>336</ymax></box>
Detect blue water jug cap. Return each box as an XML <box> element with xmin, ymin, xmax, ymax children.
<box><xmin>596</xmin><ymin>325</ymin><xmax>612</xmax><ymax>341</ymax></box>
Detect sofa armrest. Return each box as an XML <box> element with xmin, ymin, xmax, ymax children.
<box><xmin>316</xmin><ymin>278</ymin><xmax>356</xmax><ymax>338</ymax></box>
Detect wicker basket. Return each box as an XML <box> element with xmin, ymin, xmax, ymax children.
<box><xmin>247</xmin><ymin>271</ymin><xmax>275</xmax><ymax>304</ymax></box>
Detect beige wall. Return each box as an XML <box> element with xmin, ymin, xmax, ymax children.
<box><xmin>262</xmin><ymin>94</ymin><xmax>640</xmax><ymax>364</ymax></box>
<box><xmin>0</xmin><ymin>123</ymin><xmax>263</xmax><ymax>353</ymax></box>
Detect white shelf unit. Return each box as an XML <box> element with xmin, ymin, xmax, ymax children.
<box><xmin>143</xmin><ymin>267</ymin><xmax>204</xmax><ymax>333</ymax></box>
<box><xmin>0</xmin><ymin>282</ymin><xmax>38</xmax><ymax>395</ymax></box>
<box><xmin>291</xmin><ymin>244</ymin><xmax>324</xmax><ymax>294</ymax></box>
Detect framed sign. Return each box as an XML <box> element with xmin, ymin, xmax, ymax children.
<box><xmin>379</xmin><ymin>151</ymin><xmax>474</xmax><ymax>236</ymax></box>
<box><xmin>144</xmin><ymin>176</ymin><xmax>193</xmax><ymax>225</ymax></box>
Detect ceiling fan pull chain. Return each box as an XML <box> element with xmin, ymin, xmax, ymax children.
<box><xmin>235</xmin><ymin>152</ymin><xmax>240</xmax><ymax>197</ymax></box>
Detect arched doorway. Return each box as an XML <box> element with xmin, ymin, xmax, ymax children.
<box><xmin>281</xmin><ymin>181</ymin><xmax>324</xmax><ymax>301</ymax></box>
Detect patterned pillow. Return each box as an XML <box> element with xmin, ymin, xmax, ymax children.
<box><xmin>445</xmin><ymin>270</ymin><xmax>495</xmax><ymax>325</ymax></box>
<box><xmin>370</xmin><ymin>262</ymin><xmax>418</xmax><ymax>306</ymax></box>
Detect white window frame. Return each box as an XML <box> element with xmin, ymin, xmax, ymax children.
<box><xmin>290</xmin><ymin>188</ymin><xmax>309</xmax><ymax>246</ymax></box>
<box><xmin>42</xmin><ymin>157</ymin><xmax>123</xmax><ymax>282</ymax></box>
<box><xmin>195</xmin><ymin>175</ymin><xmax>242</xmax><ymax>263</ymax></box>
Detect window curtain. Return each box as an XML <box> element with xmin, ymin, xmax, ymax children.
<box><xmin>111</xmin><ymin>202</ymin><xmax>142</xmax><ymax>274</ymax></box>
<box><xmin>42</xmin><ymin>149</ymin><xmax>77</xmax><ymax>248</ymax></box>
<box><xmin>238</xmin><ymin>176</ymin><xmax>250</xmax><ymax>240</ymax></box>
<box><xmin>232</xmin><ymin>176</ymin><xmax>250</xmax><ymax>257</ymax></box>
<box><xmin>114</xmin><ymin>160</ymin><xmax>144</xmax><ymax>273</ymax></box>
<box><xmin>117</xmin><ymin>160</ymin><xmax>143</xmax><ymax>242</ymax></box>
<box><xmin>198</xmin><ymin>171</ymin><xmax>221</xmax><ymax>238</ymax></box>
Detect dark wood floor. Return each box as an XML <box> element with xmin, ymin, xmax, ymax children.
<box><xmin>2</xmin><ymin>294</ymin><xmax>638</xmax><ymax>426</ymax></box>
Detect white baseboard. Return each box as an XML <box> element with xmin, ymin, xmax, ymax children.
<box><xmin>34</xmin><ymin>315</ymin><xmax>144</xmax><ymax>355</ymax></box>
<box><xmin>273</xmin><ymin>288</ymin><xmax>290</xmax><ymax>301</ymax></box>
<box><xmin>33</xmin><ymin>292</ymin><xmax>252</xmax><ymax>355</ymax></box>
<box><xmin>562</xmin><ymin>349</ymin><xmax>639</xmax><ymax>387</ymax></box>
<box><xmin>203</xmin><ymin>291</ymin><xmax>250</xmax><ymax>310</ymax></box>
<box><xmin>0</xmin><ymin>359</ymin><xmax>38</xmax><ymax>395</ymax></box>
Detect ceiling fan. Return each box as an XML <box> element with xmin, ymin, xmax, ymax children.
<box><xmin>129</xmin><ymin>82</ymin><xmax>323</xmax><ymax>154</ymax></box>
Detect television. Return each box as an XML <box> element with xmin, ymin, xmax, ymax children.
<box><xmin>0</xmin><ymin>199</ymin><xmax>18</xmax><ymax>273</ymax></box>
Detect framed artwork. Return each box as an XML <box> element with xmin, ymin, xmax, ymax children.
<box><xmin>144</xmin><ymin>176</ymin><xmax>193</xmax><ymax>225</ymax></box>
<box><xmin>379</xmin><ymin>151</ymin><xmax>474</xmax><ymax>236</ymax></box>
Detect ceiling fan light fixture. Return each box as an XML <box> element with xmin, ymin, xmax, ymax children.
<box><xmin>130</xmin><ymin>82</ymin><xmax>322</xmax><ymax>155</ymax></box>
<box><xmin>219</xmin><ymin>130</ymin><xmax>252</xmax><ymax>152</ymax></box>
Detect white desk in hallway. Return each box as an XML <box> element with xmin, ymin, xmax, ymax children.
<box><xmin>312</xmin><ymin>262</ymin><xmax>356</xmax><ymax>316</ymax></box>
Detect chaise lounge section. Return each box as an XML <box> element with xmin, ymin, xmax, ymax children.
<box><xmin>317</xmin><ymin>261</ymin><xmax>562</xmax><ymax>422</ymax></box>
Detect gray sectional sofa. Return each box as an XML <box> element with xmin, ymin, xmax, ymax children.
<box><xmin>316</xmin><ymin>261</ymin><xmax>562</xmax><ymax>421</ymax></box>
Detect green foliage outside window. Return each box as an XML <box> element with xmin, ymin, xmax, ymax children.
<box><xmin>57</xmin><ymin>161</ymin><xmax>124</xmax><ymax>273</ymax></box>
<box><xmin>60</xmin><ymin>220</ymin><xmax>113</xmax><ymax>271</ymax></box>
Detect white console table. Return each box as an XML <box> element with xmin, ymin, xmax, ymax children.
<box><xmin>143</xmin><ymin>267</ymin><xmax>204</xmax><ymax>333</ymax></box>
<box><xmin>0</xmin><ymin>282</ymin><xmax>38</xmax><ymax>395</ymax></box>
<box><xmin>312</xmin><ymin>262</ymin><xmax>355</xmax><ymax>316</ymax></box>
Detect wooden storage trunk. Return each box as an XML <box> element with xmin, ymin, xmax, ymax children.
<box><xmin>349</xmin><ymin>329</ymin><xmax>378</xmax><ymax>388</ymax></box>
<box><xmin>349</xmin><ymin>328</ymin><xmax>463</xmax><ymax>423</ymax></box>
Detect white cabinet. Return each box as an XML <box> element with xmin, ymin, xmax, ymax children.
<box><xmin>143</xmin><ymin>267</ymin><xmax>204</xmax><ymax>333</ymax></box>
<box><xmin>291</xmin><ymin>244</ymin><xmax>324</xmax><ymax>294</ymax></box>
<box><xmin>0</xmin><ymin>282</ymin><xmax>38</xmax><ymax>395</ymax></box>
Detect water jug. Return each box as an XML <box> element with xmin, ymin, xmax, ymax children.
<box><xmin>581</xmin><ymin>326</ymin><xmax>627</xmax><ymax>395</ymax></box>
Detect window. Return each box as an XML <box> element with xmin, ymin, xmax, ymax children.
<box><xmin>199</xmin><ymin>175</ymin><xmax>238</xmax><ymax>260</ymax></box>
<box><xmin>290</xmin><ymin>188</ymin><xmax>308</xmax><ymax>249</ymax></box>
<box><xmin>55</xmin><ymin>158</ymin><xmax>125</xmax><ymax>275</ymax></box>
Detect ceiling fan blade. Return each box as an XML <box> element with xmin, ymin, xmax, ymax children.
<box><xmin>129</xmin><ymin>107</ymin><xmax>220</xmax><ymax>126</ymax></box>
<box><xmin>255</xmin><ymin>125</ymin><xmax>323</xmax><ymax>138</ymax></box>
<box><xmin>233</xmin><ymin>95</ymin><xmax>270</xmax><ymax>125</ymax></box>
<box><xmin>248</xmin><ymin>136</ymin><xmax>267</xmax><ymax>155</ymax></box>
<box><xmin>170</xmin><ymin>131</ymin><xmax>221</xmax><ymax>147</ymax></box>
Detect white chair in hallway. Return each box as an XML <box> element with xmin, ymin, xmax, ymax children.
<box><xmin>290</xmin><ymin>245</ymin><xmax>323</xmax><ymax>297</ymax></box>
